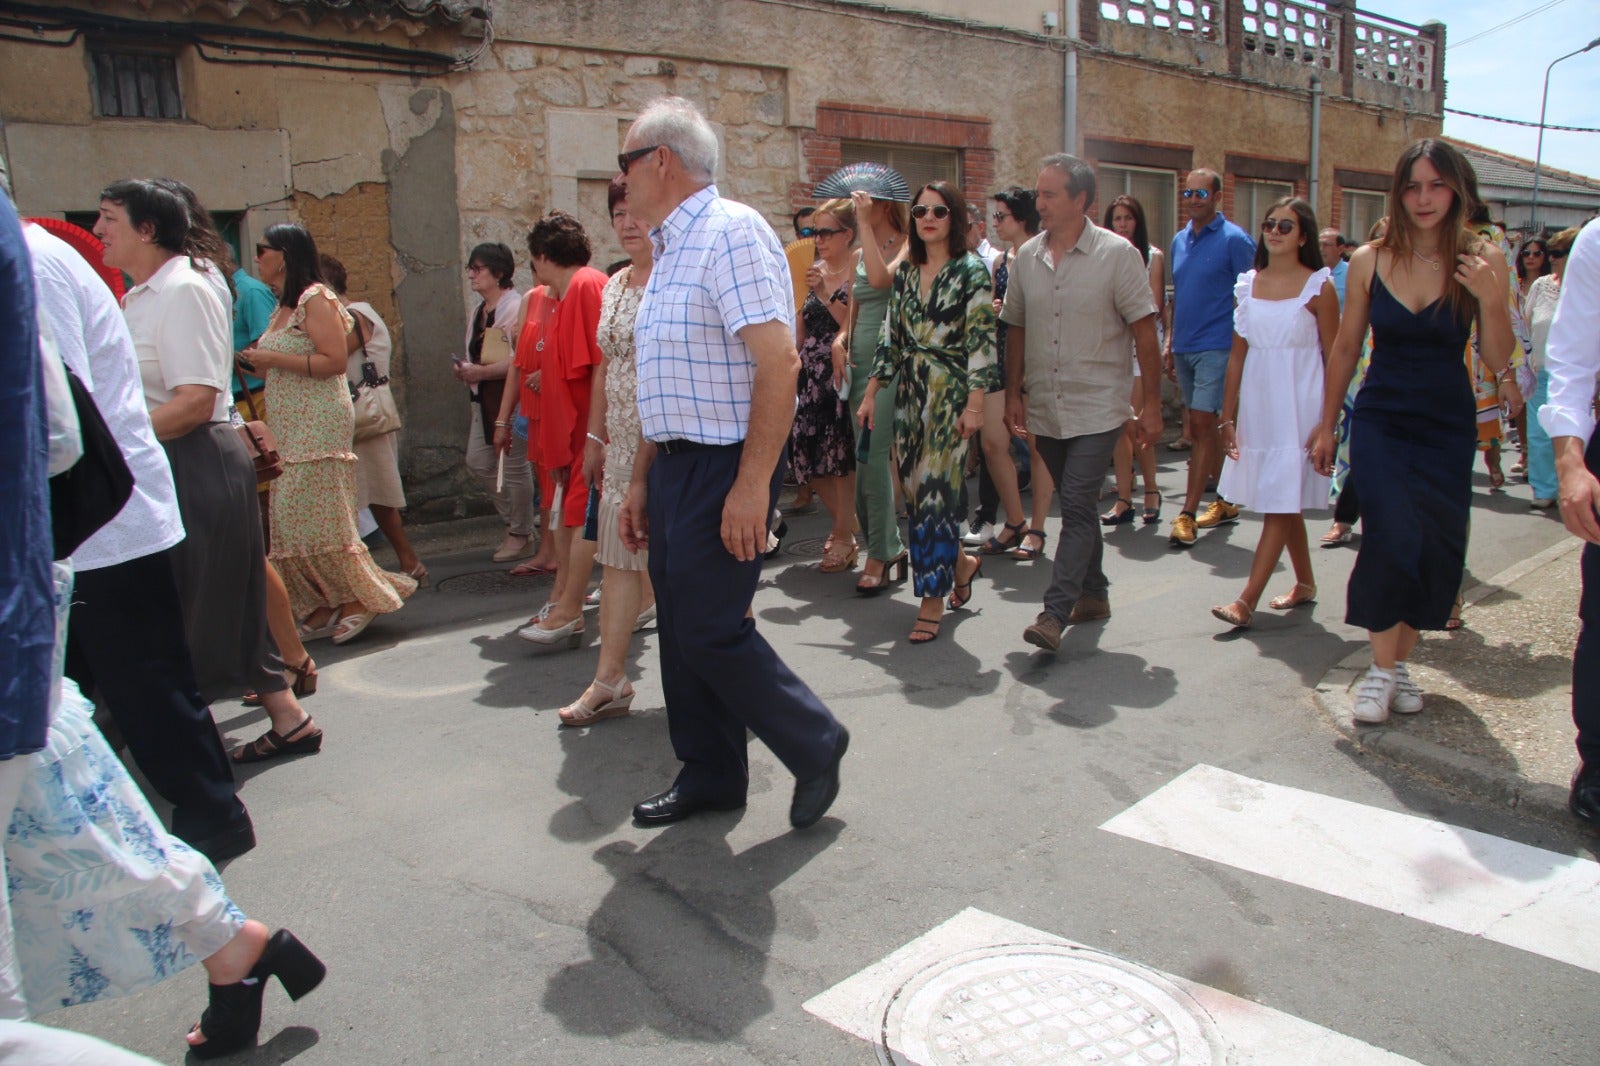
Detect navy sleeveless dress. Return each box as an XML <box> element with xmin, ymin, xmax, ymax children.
<box><xmin>1345</xmin><ymin>272</ymin><xmax>1475</xmax><ymax>631</ymax></box>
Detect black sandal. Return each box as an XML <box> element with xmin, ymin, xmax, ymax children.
<box><xmin>1143</xmin><ymin>491</ymin><xmax>1163</xmax><ymax>525</ymax></box>
<box><xmin>909</xmin><ymin>614</ymin><xmax>942</xmax><ymax>644</ymax></box>
<box><xmin>982</xmin><ymin>519</ymin><xmax>1026</xmax><ymax>555</ymax></box>
<box><xmin>948</xmin><ymin>556</ymin><xmax>983</xmax><ymax>610</ymax></box>
<box><xmin>1100</xmin><ymin>499</ymin><xmax>1134</xmax><ymax>526</ymax></box>
<box><xmin>232</xmin><ymin>716</ymin><xmax>323</xmax><ymax>764</ymax></box>
<box><xmin>1012</xmin><ymin>529</ymin><xmax>1048</xmax><ymax>560</ymax></box>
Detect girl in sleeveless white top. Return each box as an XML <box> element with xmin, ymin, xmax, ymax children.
<box><xmin>1212</xmin><ymin>199</ymin><xmax>1341</xmax><ymax>628</ymax></box>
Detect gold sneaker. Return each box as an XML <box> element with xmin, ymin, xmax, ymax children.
<box><xmin>1169</xmin><ymin>512</ymin><xmax>1198</xmax><ymax>547</ymax></box>
<box><xmin>1194</xmin><ymin>499</ymin><xmax>1241</xmax><ymax>529</ymax></box>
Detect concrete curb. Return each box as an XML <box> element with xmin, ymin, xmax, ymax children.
<box><xmin>1310</xmin><ymin>536</ymin><xmax>1583</xmax><ymax>826</ymax></box>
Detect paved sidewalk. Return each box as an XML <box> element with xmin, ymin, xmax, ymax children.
<box><xmin>1314</xmin><ymin>535</ymin><xmax>1585</xmax><ymax>825</ymax></box>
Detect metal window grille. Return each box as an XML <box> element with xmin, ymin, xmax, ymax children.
<box><xmin>90</xmin><ymin>47</ymin><xmax>184</xmax><ymax>120</ymax></box>
<box><xmin>1341</xmin><ymin>190</ymin><xmax>1387</xmax><ymax>242</ymax></box>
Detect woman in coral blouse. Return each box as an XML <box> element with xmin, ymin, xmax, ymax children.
<box><xmin>495</xmin><ymin>212</ymin><xmax>606</xmax><ymax>647</ymax></box>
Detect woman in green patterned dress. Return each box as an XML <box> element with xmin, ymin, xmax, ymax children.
<box><xmin>857</xmin><ymin>183</ymin><xmax>998</xmax><ymax>644</ymax></box>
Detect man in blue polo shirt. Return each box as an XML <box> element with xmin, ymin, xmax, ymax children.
<box><xmin>1165</xmin><ymin>167</ymin><xmax>1254</xmax><ymax>548</ymax></box>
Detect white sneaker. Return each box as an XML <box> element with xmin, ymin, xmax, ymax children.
<box><xmin>1391</xmin><ymin>663</ymin><xmax>1424</xmax><ymax>714</ymax></box>
<box><xmin>585</xmin><ymin>587</ymin><xmax>602</xmax><ymax>607</ymax></box>
<box><xmin>1351</xmin><ymin>666</ymin><xmax>1396</xmax><ymax>724</ymax></box>
<box><xmin>961</xmin><ymin>521</ymin><xmax>994</xmax><ymax>547</ymax></box>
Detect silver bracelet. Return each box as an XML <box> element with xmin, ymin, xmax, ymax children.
<box><xmin>586</xmin><ymin>432</ymin><xmax>606</xmax><ymax>446</ymax></box>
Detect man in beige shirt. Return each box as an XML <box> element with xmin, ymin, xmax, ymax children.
<box><xmin>1002</xmin><ymin>153</ymin><xmax>1162</xmax><ymax>651</ymax></box>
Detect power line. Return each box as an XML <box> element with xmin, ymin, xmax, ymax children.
<box><xmin>1449</xmin><ymin>0</ymin><xmax>1571</xmax><ymax>50</ymax></box>
<box><xmin>1446</xmin><ymin>106</ymin><xmax>1600</xmax><ymax>133</ymax></box>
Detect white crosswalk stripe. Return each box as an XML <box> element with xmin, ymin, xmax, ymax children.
<box><xmin>1100</xmin><ymin>763</ymin><xmax>1600</xmax><ymax>976</ymax></box>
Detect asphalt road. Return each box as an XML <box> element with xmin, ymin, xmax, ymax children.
<box><xmin>52</xmin><ymin>457</ymin><xmax>1595</xmax><ymax>1065</ymax></box>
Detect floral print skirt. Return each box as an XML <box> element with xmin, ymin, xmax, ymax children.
<box><xmin>4</xmin><ymin>680</ymin><xmax>244</xmax><ymax>1016</ymax></box>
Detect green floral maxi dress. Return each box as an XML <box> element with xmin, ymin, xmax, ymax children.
<box><xmin>261</xmin><ymin>284</ymin><xmax>416</xmax><ymax>619</ymax></box>
<box><xmin>870</xmin><ymin>254</ymin><xmax>998</xmax><ymax>598</ymax></box>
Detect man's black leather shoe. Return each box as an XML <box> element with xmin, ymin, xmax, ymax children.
<box><xmin>790</xmin><ymin>727</ymin><xmax>849</xmax><ymax>830</ymax></box>
<box><xmin>1570</xmin><ymin>762</ymin><xmax>1600</xmax><ymax>826</ymax></box>
<box><xmin>188</xmin><ymin>812</ymin><xmax>257</xmax><ymax>864</ymax></box>
<box><xmin>632</xmin><ymin>786</ymin><xmax>745</xmax><ymax>827</ymax></box>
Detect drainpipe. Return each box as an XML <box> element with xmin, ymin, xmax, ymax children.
<box><xmin>1309</xmin><ymin>75</ymin><xmax>1323</xmax><ymax>218</ymax></box>
<box><xmin>1063</xmin><ymin>0</ymin><xmax>1079</xmax><ymax>155</ymax></box>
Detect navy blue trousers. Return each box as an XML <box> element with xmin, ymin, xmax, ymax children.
<box><xmin>1576</xmin><ymin>430</ymin><xmax>1600</xmax><ymax>767</ymax></box>
<box><xmin>646</xmin><ymin>444</ymin><xmax>843</xmax><ymax>801</ymax></box>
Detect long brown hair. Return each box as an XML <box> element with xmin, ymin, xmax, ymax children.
<box><xmin>907</xmin><ymin>181</ymin><xmax>969</xmax><ymax>265</ymax></box>
<box><xmin>1254</xmin><ymin>197</ymin><xmax>1324</xmax><ymax>272</ymax></box>
<box><xmin>1379</xmin><ymin>139</ymin><xmax>1481</xmax><ymax>325</ymax></box>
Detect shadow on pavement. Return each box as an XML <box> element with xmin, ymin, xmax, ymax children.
<box><xmin>542</xmin><ymin>818</ymin><xmax>843</xmax><ymax>1040</ymax></box>
<box><xmin>1002</xmin><ymin>623</ymin><xmax>1177</xmax><ymax>732</ymax></box>
<box><xmin>757</xmin><ymin>565</ymin><xmax>1004</xmax><ymax>711</ymax></box>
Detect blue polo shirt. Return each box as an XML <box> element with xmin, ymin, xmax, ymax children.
<box><xmin>1329</xmin><ymin>258</ymin><xmax>1349</xmax><ymax>309</ymax></box>
<box><xmin>1170</xmin><ymin>213</ymin><xmax>1255</xmax><ymax>353</ymax></box>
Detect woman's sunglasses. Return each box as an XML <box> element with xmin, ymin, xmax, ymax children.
<box><xmin>812</xmin><ymin>226</ymin><xmax>848</xmax><ymax>239</ymax></box>
<box><xmin>911</xmin><ymin>204</ymin><xmax>951</xmax><ymax>220</ymax></box>
<box><xmin>1548</xmin><ymin>249</ymin><xmax>1569</xmax><ymax>260</ymax></box>
<box><xmin>1521</xmin><ymin>248</ymin><xmax>1545</xmax><ymax>257</ymax></box>
<box><xmin>1262</xmin><ymin>219</ymin><xmax>1297</xmax><ymax>235</ymax></box>
<box><xmin>254</xmin><ymin>243</ymin><xmax>279</xmax><ymax>256</ymax></box>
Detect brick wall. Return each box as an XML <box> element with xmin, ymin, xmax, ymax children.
<box><xmin>798</xmin><ymin>102</ymin><xmax>996</xmax><ymax>206</ymax></box>
<box><xmin>293</xmin><ymin>182</ymin><xmax>399</xmax><ymax>337</ymax></box>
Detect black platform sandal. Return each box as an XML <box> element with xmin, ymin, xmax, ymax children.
<box><xmin>982</xmin><ymin>519</ymin><xmax>1027</xmax><ymax>555</ymax></box>
<box><xmin>1012</xmin><ymin>529</ymin><xmax>1048</xmax><ymax>561</ymax></box>
<box><xmin>188</xmin><ymin>929</ymin><xmax>326</xmax><ymax>1059</ymax></box>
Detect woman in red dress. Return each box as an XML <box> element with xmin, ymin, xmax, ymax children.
<box><xmin>495</xmin><ymin>212</ymin><xmax>607</xmax><ymax>647</ymax></box>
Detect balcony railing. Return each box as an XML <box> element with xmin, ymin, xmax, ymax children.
<box><xmin>1098</xmin><ymin>1</ymin><xmax>1221</xmax><ymax>42</ymax></box>
<box><xmin>1094</xmin><ymin>0</ymin><xmax>1441</xmax><ymax>98</ymax></box>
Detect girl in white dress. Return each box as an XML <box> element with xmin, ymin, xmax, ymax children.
<box><xmin>1212</xmin><ymin>198</ymin><xmax>1341</xmax><ymax>628</ymax></box>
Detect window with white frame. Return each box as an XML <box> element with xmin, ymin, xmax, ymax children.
<box><xmin>1098</xmin><ymin>164</ymin><xmax>1178</xmax><ymax>260</ymax></box>
<box><xmin>839</xmin><ymin>141</ymin><xmax>960</xmax><ymax>194</ymax></box>
<box><xmin>1234</xmin><ymin>179</ymin><xmax>1294</xmax><ymax>231</ymax></box>
<box><xmin>1341</xmin><ymin>190</ymin><xmax>1387</xmax><ymax>243</ymax></box>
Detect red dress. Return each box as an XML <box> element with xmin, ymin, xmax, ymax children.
<box><xmin>514</xmin><ymin>268</ymin><xmax>605</xmax><ymax>528</ymax></box>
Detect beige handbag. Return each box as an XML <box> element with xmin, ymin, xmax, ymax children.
<box><xmin>479</xmin><ymin>321</ymin><xmax>513</xmax><ymax>365</ymax></box>
<box><xmin>349</xmin><ymin>313</ymin><xmax>402</xmax><ymax>443</ymax></box>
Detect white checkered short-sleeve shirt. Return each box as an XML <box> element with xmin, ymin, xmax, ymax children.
<box><xmin>635</xmin><ymin>185</ymin><xmax>793</xmax><ymax>444</ymax></box>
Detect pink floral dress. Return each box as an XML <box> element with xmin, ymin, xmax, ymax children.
<box><xmin>261</xmin><ymin>284</ymin><xmax>416</xmax><ymax>617</ymax></box>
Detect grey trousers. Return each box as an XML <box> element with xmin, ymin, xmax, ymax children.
<box><xmin>1034</xmin><ymin>427</ymin><xmax>1121</xmax><ymax>623</ymax></box>
<box><xmin>466</xmin><ymin>404</ymin><xmax>536</xmax><ymax>538</ymax></box>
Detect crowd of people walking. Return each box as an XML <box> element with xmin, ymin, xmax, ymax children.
<box><xmin>3</xmin><ymin>89</ymin><xmax>1599</xmax><ymax>1061</ymax></box>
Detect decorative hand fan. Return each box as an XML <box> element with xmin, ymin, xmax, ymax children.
<box><xmin>814</xmin><ymin>162</ymin><xmax>911</xmax><ymax>203</ymax></box>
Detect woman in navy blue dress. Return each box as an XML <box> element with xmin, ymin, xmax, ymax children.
<box><xmin>1311</xmin><ymin>139</ymin><xmax>1514</xmax><ymax>725</ymax></box>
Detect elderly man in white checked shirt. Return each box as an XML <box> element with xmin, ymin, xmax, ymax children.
<box><xmin>616</xmin><ymin>97</ymin><xmax>848</xmax><ymax>831</ymax></box>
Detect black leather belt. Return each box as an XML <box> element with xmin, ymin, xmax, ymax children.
<box><xmin>655</xmin><ymin>438</ymin><xmax>731</xmax><ymax>455</ymax></box>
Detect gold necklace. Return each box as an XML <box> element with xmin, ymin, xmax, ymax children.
<box><xmin>1413</xmin><ymin>248</ymin><xmax>1441</xmax><ymax>271</ymax></box>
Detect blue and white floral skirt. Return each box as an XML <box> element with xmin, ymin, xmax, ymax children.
<box><xmin>4</xmin><ymin>680</ymin><xmax>244</xmax><ymax>1016</ymax></box>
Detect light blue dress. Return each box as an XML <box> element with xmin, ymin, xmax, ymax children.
<box><xmin>5</xmin><ymin>677</ymin><xmax>243</xmax><ymax>1015</ymax></box>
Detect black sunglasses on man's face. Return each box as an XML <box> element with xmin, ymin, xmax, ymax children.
<box><xmin>617</xmin><ymin>145</ymin><xmax>660</xmax><ymax>175</ymax></box>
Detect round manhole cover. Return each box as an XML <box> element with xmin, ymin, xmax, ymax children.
<box><xmin>434</xmin><ymin>569</ymin><xmax>552</xmax><ymax>595</ymax></box>
<box><xmin>783</xmin><ymin>536</ymin><xmax>828</xmax><ymax>559</ymax></box>
<box><xmin>881</xmin><ymin>945</ymin><xmax>1226</xmax><ymax>1065</ymax></box>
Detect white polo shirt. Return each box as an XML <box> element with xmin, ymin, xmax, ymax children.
<box><xmin>122</xmin><ymin>254</ymin><xmax>233</xmax><ymax>423</ymax></box>
<box><xmin>25</xmin><ymin>224</ymin><xmax>185</xmax><ymax>570</ymax></box>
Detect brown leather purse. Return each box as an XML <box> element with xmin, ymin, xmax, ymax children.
<box><xmin>235</xmin><ymin>368</ymin><xmax>283</xmax><ymax>485</ymax></box>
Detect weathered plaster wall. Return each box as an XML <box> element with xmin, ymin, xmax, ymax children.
<box><xmin>1079</xmin><ymin>53</ymin><xmax>1440</xmax><ymax>225</ymax></box>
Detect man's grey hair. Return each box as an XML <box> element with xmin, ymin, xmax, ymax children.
<box><xmin>633</xmin><ymin>96</ymin><xmax>718</xmax><ymax>183</ymax></box>
<box><xmin>1040</xmin><ymin>153</ymin><xmax>1096</xmax><ymax>208</ymax></box>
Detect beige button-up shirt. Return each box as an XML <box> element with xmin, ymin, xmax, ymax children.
<box><xmin>999</xmin><ymin>221</ymin><xmax>1157</xmax><ymax>439</ymax></box>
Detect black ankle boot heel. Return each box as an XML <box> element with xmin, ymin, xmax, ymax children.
<box><xmin>188</xmin><ymin>929</ymin><xmax>325</xmax><ymax>1059</ymax></box>
<box><xmin>267</xmin><ymin>929</ymin><xmax>326</xmax><ymax>1000</ymax></box>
